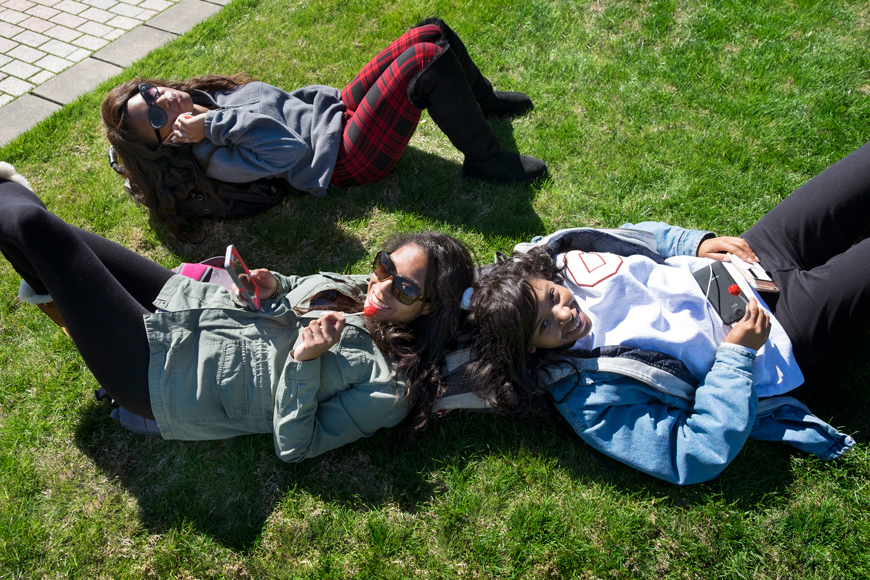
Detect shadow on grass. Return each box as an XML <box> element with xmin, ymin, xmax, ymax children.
<box><xmin>72</xmin><ymin>406</ymin><xmax>559</xmax><ymax>551</ymax></box>
<box><xmin>71</xmin><ymin>391</ymin><xmax>836</xmax><ymax>551</ymax></box>
<box><xmin>799</xmin><ymin>334</ymin><xmax>870</xmax><ymax>440</ymax></box>
<box><xmin>140</xmin><ymin>144</ymin><xmax>545</xmax><ymax>273</ymax></box>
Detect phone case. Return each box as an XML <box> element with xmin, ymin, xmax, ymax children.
<box><xmin>727</xmin><ymin>253</ymin><xmax>780</xmax><ymax>293</ymax></box>
<box><xmin>692</xmin><ymin>261</ymin><xmax>747</xmax><ymax>324</ymax></box>
<box><xmin>224</xmin><ymin>245</ymin><xmax>261</xmax><ymax>311</ymax></box>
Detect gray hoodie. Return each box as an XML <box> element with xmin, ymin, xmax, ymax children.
<box><xmin>192</xmin><ymin>81</ymin><xmax>345</xmax><ymax>196</ymax></box>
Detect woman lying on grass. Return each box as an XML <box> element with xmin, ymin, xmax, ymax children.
<box><xmin>1</xmin><ymin>168</ymin><xmax>474</xmax><ymax>461</ymax></box>
<box><xmin>102</xmin><ymin>17</ymin><xmax>546</xmax><ymax>238</ymax></box>
<box><xmin>465</xmin><ymin>141</ymin><xmax>870</xmax><ymax>485</ymax></box>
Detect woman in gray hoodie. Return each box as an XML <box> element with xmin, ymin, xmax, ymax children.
<box><xmin>102</xmin><ymin>18</ymin><xmax>546</xmax><ymax>239</ymax></box>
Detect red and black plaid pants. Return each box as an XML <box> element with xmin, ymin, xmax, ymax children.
<box><xmin>330</xmin><ymin>24</ymin><xmax>442</xmax><ymax>187</ymax></box>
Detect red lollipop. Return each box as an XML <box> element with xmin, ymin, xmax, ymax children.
<box><xmin>363</xmin><ymin>306</ymin><xmax>377</xmax><ymax>317</ymax></box>
<box><xmin>728</xmin><ymin>284</ymin><xmax>750</xmax><ymax>304</ymax></box>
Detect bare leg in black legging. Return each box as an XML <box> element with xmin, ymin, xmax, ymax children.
<box><xmin>0</xmin><ymin>179</ymin><xmax>174</xmax><ymax>419</ymax></box>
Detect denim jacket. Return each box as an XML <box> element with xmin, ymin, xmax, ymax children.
<box><xmin>521</xmin><ymin>222</ymin><xmax>855</xmax><ymax>485</ymax></box>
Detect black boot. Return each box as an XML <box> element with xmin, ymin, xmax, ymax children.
<box><xmin>409</xmin><ymin>49</ymin><xmax>547</xmax><ymax>184</ymax></box>
<box><xmin>415</xmin><ymin>18</ymin><xmax>533</xmax><ymax>119</ymax></box>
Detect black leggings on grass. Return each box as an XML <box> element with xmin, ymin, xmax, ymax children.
<box><xmin>0</xmin><ymin>179</ymin><xmax>171</xmax><ymax>419</ymax></box>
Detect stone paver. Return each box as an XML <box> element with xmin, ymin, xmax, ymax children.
<box><xmin>0</xmin><ymin>37</ymin><xmax>17</xmax><ymax>51</ymax></box>
<box><xmin>76</xmin><ymin>19</ymin><xmax>107</xmax><ymax>35</ymax></box>
<box><xmin>31</xmin><ymin>54</ymin><xmax>119</xmax><ymax>103</ymax></box>
<box><xmin>0</xmin><ymin>22</ymin><xmax>25</xmax><ymax>36</ymax></box>
<box><xmin>0</xmin><ymin>10</ymin><xmax>29</xmax><ymax>24</ymax></box>
<box><xmin>1</xmin><ymin>58</ymin><xmax>39</xmax><ymax>77</ymax></box>
<box><xmin>39</xmin><ymin>37</ymin><xmax>77</xmax><ymax>57</ymax></box>
<box><xmin>91</xmin><ymin>22</ymin><xmax>172</xmax><ymax>67</ymax></box>
<box><xmin>44</xmin><ymin>24</ymin><xmax>81</xmax><ymax>41</ymax></box>
<box><xmin>0</xmin><ymin>0</ymin><xmax>226</xmax><ymax>146</ymax></box>
<box><xmin>28</xmin><ymin>67</ymin><xmax>51</xmax><ymax>82</ymax></box>
<box><xmin>49</xmin><ymin>12</ymin><xmax>85</xmax><ymax>27</ymax></box>
<box><xmin>71</xmin><ymin>32</ymin><xmax>107</xmax><ymax>49</ymax></box>
<box><xmin>27</xmin><ymin>6</ymin><xmax>60</xmax><ymax>19</ymax></box>
<box><xmin>0</xmin><ymin>92</ymin><xmax>60</xmax><ymax>144</ymax></box>
<box><xmin>146</xmin><ymin>0</ymin><xmax>219</xmax><ymax>36</ymax></box>
<box><xmin>13</xmin><ymin>30</ymin><xmax>50</xmax><ymax>47</ymax></box>
<box><xmin>53</xmin><ymin>0</ymin><xmax>87</xmax><ymax>15</ymax></box>
<box><xmin>0</xmin><ymin>75</ymin><xmax>32</xmax><ymax>95</ymax></box>
<box><xmin>34</xmin><ymin>52</ymin><xmax>69</xmax><ymax>71</ymax></box>
<box><xmin>7</xmin><ymin>43</ymin><xmax>44</xmax><ymax>61</ymax></box>
<box><xmin>5</xmin><ymin>0</ymin><xmax>38</xmax><ymax>11</ymax></box>
<box><xmin>20</xmin><ymin>15</ymin><xmax>54</xmax><ymax>33</ymax></box>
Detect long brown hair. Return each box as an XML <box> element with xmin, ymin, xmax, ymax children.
<box><xmin>101</xmin><ymin>75</ymin><xmax>251</xmax><ymax>239</ymax></box>
<box><xmin>368</xmin><ymin>233</ymin><xmax>475</xmax><ymax>448</ymax></box>
<box><xmin>290</xmin><ymin>232</ymin><xmax>475</xmax><ymax>449</ymax></box>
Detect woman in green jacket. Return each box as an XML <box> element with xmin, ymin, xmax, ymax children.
<box><xmin>0</xmin><ymin>169</ymin><xmax>474</xmax><ymax>461</ymax></box>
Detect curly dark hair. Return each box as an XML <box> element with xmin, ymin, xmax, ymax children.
<box><xmin>466</xmin><ymin>247</ymin><xmax>573</xmax><ymax>417</ymax></box>
<box><xmin>361</xmin><ymin>232</ymin><xmax>476</xmax><ymax>449</ymax></box>
<box><xmin>101</xmin><ymin>75</ymin><xmax>251</xmax><ymax>239</ymax></box>
<box><xmin>296</xmin><ymin>231</ymin><xmax>475</xmax><ymax>449</ymax></box>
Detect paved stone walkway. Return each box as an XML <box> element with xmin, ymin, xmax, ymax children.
<box><xmin>0</xmin><ymin>0</ymin><xmax>227</xmax><ymax>145</ymax></box>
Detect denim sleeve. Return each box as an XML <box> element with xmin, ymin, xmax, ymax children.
<box><xmin>751</xmin><ymin>398</ymin><xmax>855</xmax><ymax>460</ymax></box>
<box><xmin>620</xmin><ymin>221</ymin><xmax>714</xmax><ymax>258</ymax></box>
<box><xmin>559</xmin><ymin>345</ymin><xmax>758</xmax><ymax>485</ymax></box>
<box><xmin>200</xmin><ymin>107</ymin><xmax>308</xmax><ymax>183</ymax></box>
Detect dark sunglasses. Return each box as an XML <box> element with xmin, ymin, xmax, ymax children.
<box><xmin>138</xmin><ymin>83</ymin><xmax>166</xmax><ymax>145</ymax></box>
<box><xmin>372</xmin><ymin>251</ymin><xmax>430</xmax><ymax>306</ymax></box>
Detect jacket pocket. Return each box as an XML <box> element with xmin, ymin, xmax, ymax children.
<box><xmin>166</xmin><ymin>340</ymin><xmax>254</xmax><ymax>423</ymax></box>
<box><xmin>215</xmin><ymin>341</ymin><xmax>251</xmax><ymax>419</ymax></box>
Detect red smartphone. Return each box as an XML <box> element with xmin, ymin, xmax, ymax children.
<box><xmin>224</xmin><ymin>245</ymin><xmax>261</xmax><ymax>310</ymax></box>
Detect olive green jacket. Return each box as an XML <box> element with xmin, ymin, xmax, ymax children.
<box><xmin>143</xmin><ymin>271</ymin><xmax>407</xmax><ymax>462</ymax></box>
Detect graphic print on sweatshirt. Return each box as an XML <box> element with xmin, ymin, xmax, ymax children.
<box><xmin>564</xmin><ymin>252</ymin><xmax>623</xmax><ymax>287</ymax></box>
<box><xmin>558</xmin><ymin>250</ymin><xmax>803</xmax><ymax>398</ymax></box>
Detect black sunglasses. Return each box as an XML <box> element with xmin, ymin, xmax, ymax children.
<box><xmin>372</xmin><ymin>251</ymin><xmax>430</xmax><ymax>306</ymax></box>
<box><xmin>138</xmin><ymin>83</ymin><xmax>166</xmax><ymax>145</ymax></box>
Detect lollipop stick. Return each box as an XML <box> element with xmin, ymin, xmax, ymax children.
<box><xmin>728</xmin><ymin>284</ymin><xmax>749</xmax><ymax>304</ymax></box>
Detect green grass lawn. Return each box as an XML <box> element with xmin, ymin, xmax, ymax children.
<box><xmin>2</xmin><ymin>0</ymin><xmax>870</xmax><ymax>577</ymax></box>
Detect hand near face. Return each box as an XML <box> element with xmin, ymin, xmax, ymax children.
<box><xmin>168</xmin><ymin>112</ymin><xmax>207</xmax><ymax>145</ymax></box>
<box><xmin>724</xmin><ymin>298</ymin><xmax>771</xmax><ymax>351</ymax></box>
<box><xmin>697</xmin><ymin>236</ymin><xmax>759</xmax><ymax>263</ymax></box>
<box><xmin>293</xmin><ymin>312</ymin><xmax>347</xmax><ymax>362</ymax></box>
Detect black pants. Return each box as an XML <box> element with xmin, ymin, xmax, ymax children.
<box><xmin>0</xmin><ymin>179</ymin><xmax>173</xmax><ymax>418</ymax></box>
<box><xmin>743</xmin><ymin>140</ymin><xmax>870</xmax><ymax>369</ymax></box>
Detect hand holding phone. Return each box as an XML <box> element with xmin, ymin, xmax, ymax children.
<box><xmin>224</xmin><ymin>245</ymin><xmax>261</xmax><ymax>310</ymax></box>
<box><xmin>724</xmin><ymin>298</ymin><xmax>771</xmax><ymax>351</ymax></box>
<box><xmin>726</xmin><ymin>253</ymin><xmax>779</xmax><ymax>293</ymax></box>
